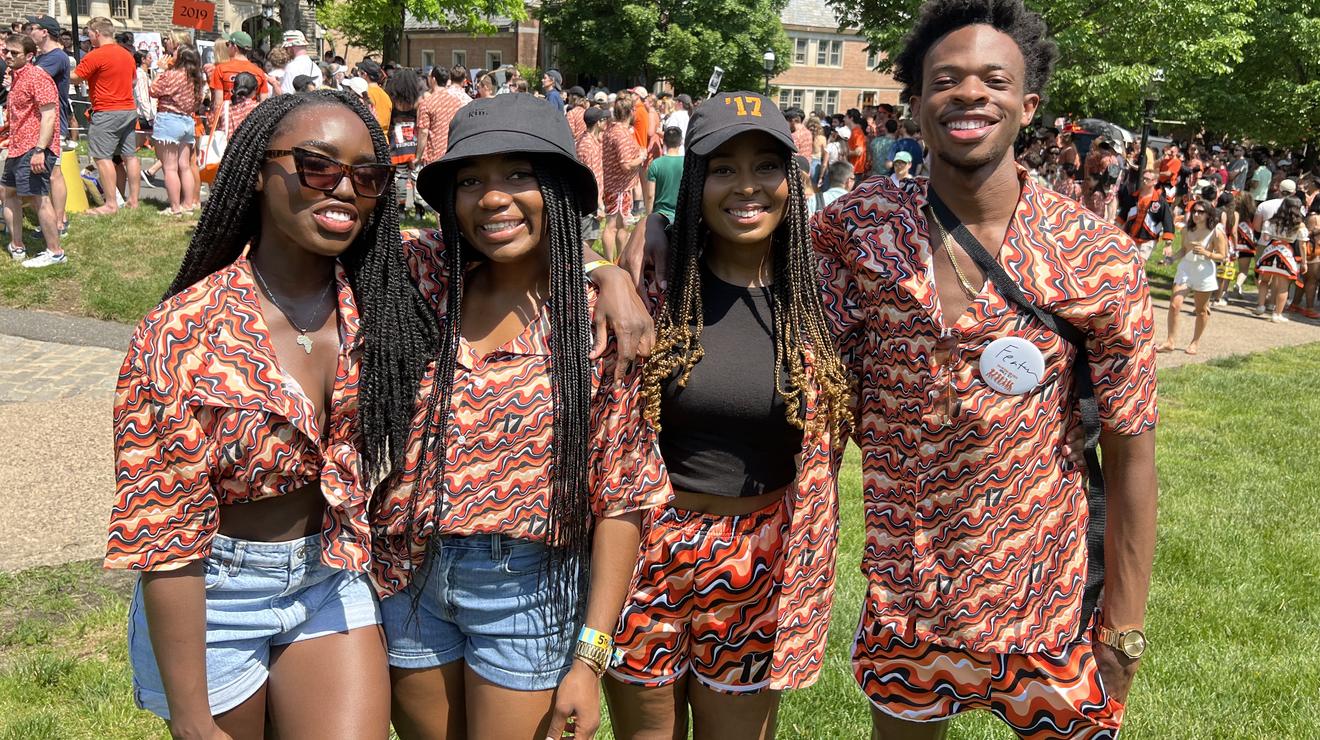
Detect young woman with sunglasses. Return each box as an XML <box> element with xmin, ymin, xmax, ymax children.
<box><xmin>604</xmin><ymin>93</ymin><xmax>852</xmax><ymax>739</ymax></box>
<box><xmin>108</xmin><ymin>89</ymin><xmax>433</xmax><ymax>738</ymax></box>
<box><xmin>1157</xmin><ymin>198</ymin><xmax>1227</xmax><ymax>355</ymax></box>
<box><xmin>369</xmin><ymin>93</ymin><xmax>670</xmax><ymax>739</ymax></box>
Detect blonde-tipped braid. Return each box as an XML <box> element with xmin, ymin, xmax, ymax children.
<box><xmin>641</xmin><ymin>153</ymin><xmax>853</xmax><ymax>443</ymax></box>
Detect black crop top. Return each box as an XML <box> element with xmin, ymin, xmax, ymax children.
<box><xmin>658</xmin><ymin>264</ymin><xmax>804</xmax><ymax>497</ymax></box>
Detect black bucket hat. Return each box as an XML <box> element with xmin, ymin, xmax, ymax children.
<box><xmin>685</xmin><ymin>91</ymin><xmax>796</xmax><ymax>157</ymax></box>
<box><xmin>416</xmin><ymin>93</ymin><xmax>598</xmax><ymax>214</ymax></box>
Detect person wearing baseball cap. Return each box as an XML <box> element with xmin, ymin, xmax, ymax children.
<box><xmin>27</xmin><ymin>14</ymin><xmax>71</xmax><ymax>235</ymax></box>
<box><xmin>605</xmin><ymin>91</ymin><xmax>851</xmax><ymax>736</ymax></box>
<box><xmin>382</xmin><ymin>92</ymin><xmax>669</xmax><ymax>739</ymax></box>
<box><xmin>207</xmin><ymin>30</ymin><xmax>270</xmax><ymax>136</ymax></box>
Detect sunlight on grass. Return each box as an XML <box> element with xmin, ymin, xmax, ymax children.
<box><xmin>2</xmin><ymin>346</ymin><xmax>1318</xmax><ymax>738</ymax></box>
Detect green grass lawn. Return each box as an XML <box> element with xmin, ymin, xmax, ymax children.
<box><xmin>0</xmin><ymin>205</ymin><xmax>194</xmax><ymax>324</ymax></box>
<box><xmin>3</xmin><ymin>343</ymin><xmax>1318</xmax><ymax>738</ymax></box>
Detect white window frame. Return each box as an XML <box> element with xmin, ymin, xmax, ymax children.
<box><xmin>793</xmin><ymin>37</ymin><xmax>808</xmax><ymax>65</ymax></box>
<box><xmin>421</xmin><ymin>50</ymin><xmax>435</xmax><ymax>68</ymax></box>
<box><xmin>452</xmin><ymin>50</ymin><xmax>467</xmax><ymax>67</ymax></box>
<box><xmin>486</xmin><ymin>50</ymin><xmax>502</xmax><ymax>69</ymax></box>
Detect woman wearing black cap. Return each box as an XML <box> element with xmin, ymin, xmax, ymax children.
<box><xmin>369</xmin><ymin>93</ymin><xmax>671</xmax><ymax>739</ymax></box>
<box><xmin>604</xmin><ymin>92</ymin><xmax>852</xmax><ymax>738</ymax></box>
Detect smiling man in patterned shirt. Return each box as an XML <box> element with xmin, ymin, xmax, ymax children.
<box><xmin>812</xmin><ymin>1</ymin><xmax>1159</xmax><ymax>738</ymax></box>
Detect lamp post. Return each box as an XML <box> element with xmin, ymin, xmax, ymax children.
<box><xmin>1136</xmin><ymin>67</ymin><xmax>1164</xmax><ymax>174</ymax></box>
<box><xmin>762</xmin><ymin>50</ymin><xmax>775</xmax><ymax>96</ymax></box>
<box><xmin>261</xmin><ymin>0</ymin><xmax>277</xmax><ymax>52</ymax></box>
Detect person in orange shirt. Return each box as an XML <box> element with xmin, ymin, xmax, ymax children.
<box><xmin>206</xmin><ymin>31</ymin><xmax>269</xmax><ymax>131</ymax></box>
<box><xmin>1158</xmin><ymin>143</ymin><xmax>1183</xmax><ymax>196</ymax></box>
<box><xmin>71</xmin><ymin>16</ymin><xmax>140</xmax><ymax>214</ymax></box>
<box><xmin>846</xmin><ymin>110</ymin><xmax>869</xmax><ymax>177</ymax></box>
<box><xmin>631</xmin><ymin>86</ymin><xmax>653</xmax><ymax>211</ymax></box>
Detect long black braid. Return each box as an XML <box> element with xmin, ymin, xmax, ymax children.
<box><xmin>643</xmin><ymin>152</ymin><xmax>852</xmax><ymax>439</ymax></box>
<box><xmin>408</xmin><ymin>155</ymin><xmax>593</xmax><ymax>650</ymax></box>
<box><xmin>166</xmin><ymin>89</ymin><xmax>440</xmax><ymax>484</ymax></box>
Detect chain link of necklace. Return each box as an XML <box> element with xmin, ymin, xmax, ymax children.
<box><xmin>252</xmin><ymin>266</ymin><xmax>335</xmax><ymax>353</ymax></box>
<box><xmin>926</xmin><ymin>207</ymin><xmax>980</xmax><ymax>301</ymax></box>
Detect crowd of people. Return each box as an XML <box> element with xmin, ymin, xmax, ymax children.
<box><xmin>0</xmin><ymin>0</ymin><xmax>1294</xmax><ymax>736</ymax></box>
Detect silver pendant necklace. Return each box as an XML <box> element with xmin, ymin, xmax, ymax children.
<box><xmin>252</xmin><ymin>266</ymin><xmax>335</xmax><ymax>354</ymax></box>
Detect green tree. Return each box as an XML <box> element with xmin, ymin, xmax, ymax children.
<box><xmin>1196</xmin><ymin>0</ymin><xmax>1320</xmax><ymax>145</ymax></box>
<box><xmin>318</xmin><ymin>0</ymin><xmax>525</xmax><ymax>63</ymax></box>
<box><xmin>538</xmin><ymin>0</ymin><xmax>790</xmax><ymax>95</ymax></box>
<box><xmin>823</xmin><ymin>0</ymin><xmax>1256</xmax><ymax>135</ymax></box>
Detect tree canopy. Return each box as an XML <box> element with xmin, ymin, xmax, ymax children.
<box><xmin>318</xmin><ymin>0</ymin><xmax>525</xmax><ymax>64</ymax></box>
<box><xmin>538</xmin><ymin>0</ymin><xmax>791</xmax><ymax>95</ymax></box>
<box><xmin>824</xmin><ymin>0</ymin><xmax>1316</xmax><ymax>145</ymax></box>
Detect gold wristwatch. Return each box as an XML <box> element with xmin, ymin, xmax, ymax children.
<box><xmin>1095</xmin><ymin>624</ymin><xmax>1147</xmax><ymax>659</ymax></box>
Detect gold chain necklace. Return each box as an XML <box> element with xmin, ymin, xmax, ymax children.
<box><xmin>926</xmin><ymin>207</ymin><xmax>979</xmax><ymax>300</ymax></box>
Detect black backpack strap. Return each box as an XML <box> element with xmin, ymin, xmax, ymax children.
<box><xmin>927</xmin><ymin>188</ymin><xmax>1107</xmax><ymax>634</ymax></box>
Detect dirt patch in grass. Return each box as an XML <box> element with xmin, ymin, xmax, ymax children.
<box><xmin>0</xmin><ymin>561</ymin><xmax>135</xmax><ymax>662</ymax></box>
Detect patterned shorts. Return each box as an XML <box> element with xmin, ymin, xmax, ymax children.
<box><xmin>604</xmin><ymin>191</ymin><xmax>633</xmax><ymax>218</ymax></box>
<box><xmin>610</xmin><ymin>498</ymin><xmax>786</xmax><ymax>694</ymax></box>
<box><xmin>854</xmin><ymin>618</ymin><xmax>1125</xmax><ymax>740</ymax></box>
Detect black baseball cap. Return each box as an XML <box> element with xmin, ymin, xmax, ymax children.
<box><xmin>684</xmin><ymin>91</ymin><xmax>795</xmax><ymax>157</ymax></box>
<box><xmin>566</xmin><ymin>85</ymin><xmax>585</xmax><ymax>97</ymax></box>
<box><xmin>417</xmin><ymin>93</ymin><xmax>598</xmax><ymax>214</ymax></box>
<box><xmin>26</xmin><ymin>15</ymin><xmax>60</xmax><ymax>34</ymax></box>
<box><xmin>583</xmin><ymin>106</ymin><xmax>608</xmax><ymax>127</ymax></box>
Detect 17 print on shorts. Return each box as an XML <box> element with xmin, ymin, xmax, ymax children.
<box><xmin>979</xmin><ymin>336</ymin><xmax>1045</xmax><ymax>396</ymax></box>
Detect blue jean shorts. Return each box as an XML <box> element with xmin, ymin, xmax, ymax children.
<box><xmin>380</xmin><ymin>534</ymin><xmax>577</xmax><ymax>691</ymax></box>
<box><xmin>127</xmin><ymin>533</ymin><xmax>381</xmax><ymax>719</ymax></box>
<box><xmin>151</xmin><ymin>111</ymin><xmax>196</xmax><ymax>145</ymax></box>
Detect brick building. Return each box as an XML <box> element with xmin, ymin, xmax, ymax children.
<box><xmin>402</xmin><ymin>9</ymin><xmax>541</xmax><ymax>72</ymax></box>
<box><xmin>772</xmin><ymin>0</ymin><xmax>901</xmax><ymax>116</ymax></box>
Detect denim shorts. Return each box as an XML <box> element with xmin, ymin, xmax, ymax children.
<box><xmin>127</xmin><ymin>533</ymin><xmax>381</xmax><ymax>719</ymax></box>
<box><xmin>151</xmin><ymin>111</ymin><xmax>196</xmax><ymax>145</ymax></box>
<box><xmin>380</xmin><ymin>534</ymin><xmax>578</xmax><ymax>691</ymax></box>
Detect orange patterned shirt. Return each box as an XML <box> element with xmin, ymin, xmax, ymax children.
<box><xmin>370</xmin><ymin>230</ymin><xmax>672</xmax><ymax>596</ymax></box>
<box><xmin>566</xmin><ymin>105</ymin><xmax>586</xmax><ymax>141</ymax></box>
<box><xmin>603</xmin><ymin>121</ymin><xmax>641</xmax><ymax>197</ymax></box>
<box><xmin>812</xmin><ymin>170</ymin><xmax>1158</xmax><ymax>653</ymax></box>
<box><xmin>107</xmin><ymin>258</ymin><xmax>368</xmax><ymax>572</ymax></box>
<box><xmin>575</xmin><ymin>130</ymin><xmax>604</xmax><ymax>201</ymax></box>
<box><xmin>416</xmin><ymin>88</ymin><xmax>469</xmax><ymax>165</ymax></box>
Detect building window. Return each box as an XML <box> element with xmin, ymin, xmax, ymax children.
<box><xmin>778</xmin><ymin>88</ymin><xmax>806</xmax><ymax>110</ymax></box>
<box><xmin>421</xmin><ymin>50</ymin><xmax>435</xmax><ymax>68</ymax></box>
<box><xmin>820</xmin><ymin>90</ymin><xmax>839</xmax><ymax>114</ymax></box>
<box><xmin>867</xmin><ymin>49</ymin><xmax>878</xmax><ymax>69</ymax></box>
<box><xmin>486</xmin><ymin>50</ymin><xmax>502</xmax><ymax>69</ymax></box>
<box><xmin>453</xmin><ymin>50</ymin><xmax>466</xmax><ymax>67</ymax></box>
<box><xmin>109</xmin><ymin>0</ymin><xmax>131</xmax><ymax>19</ymax></box>
<box><xmin>793</xmin><ymin>37</ymin><xmax>808</xmax><ymax>65</ymax></box>
<box><xmin>812</xmin><ymin>39</ymin><xmax>843</xmax><ymax>67</ymax></box>
<box><xmin>75</xmin><ymin>0</ymin><xmax>90</xmax><ymax>15</ymax></box>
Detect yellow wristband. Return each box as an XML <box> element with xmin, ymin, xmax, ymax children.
<box><xmin>583</xmin><ymin>259</ymin><xmax>613</xmax><ymax>275</ymax></box>
<box><xmin>578</xmin><ymin>626</ymin><xmax>614</xmax><ymax>650</ymax></box>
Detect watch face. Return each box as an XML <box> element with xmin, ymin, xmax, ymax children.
<box><xmin>1121</xmin><ymin>630</ymin><xmax>1147</xmax><ymax>658</ymax></box>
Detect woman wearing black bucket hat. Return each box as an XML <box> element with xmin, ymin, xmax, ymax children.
<box><xmin>603</xmin><ymin>92</ymin><xmax>853</xmax><ymax>738</ymax></box>
<box><xmin>368</xmin><ymin>93</ymin><xmax>672</xmax><ymax>738</ymax></box>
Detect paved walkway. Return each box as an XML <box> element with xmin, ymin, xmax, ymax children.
<box><xmin>0</xmin><ymin>297</ymin><xmax>1317</xmax><ymax>572</ymax></box>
